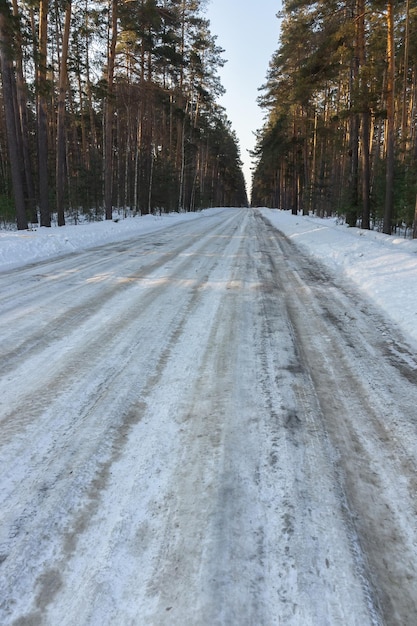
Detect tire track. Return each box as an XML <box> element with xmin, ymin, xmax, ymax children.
<box><xmin>0</xmin><ymin>209</ymin><xmax>244</xmax><ymax>624</ymax></box>
<box><xmin>255</xmin><ymin>210</ymin><xmax>417</xmax><ymax>624</ymax></box>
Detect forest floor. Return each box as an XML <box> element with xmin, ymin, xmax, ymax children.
<box><xmin>1</xmin><ymin>208</ymin><xmax>417</xmax><ymax>624</ymax></box>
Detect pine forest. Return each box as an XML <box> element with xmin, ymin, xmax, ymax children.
<box><xmin>0</xmin><ymin>0</ymin><xmax>248</xmax><ymax>230</ymax></box>
<box><xmin>251</xmin><ymin>0</ymin><xmax>417</xmax><ymax>237</ymax></box>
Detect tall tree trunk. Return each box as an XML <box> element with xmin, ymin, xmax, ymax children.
<box><xmin>56</xmin><ymin>0</ymin><xmax>71</xmax><ymax>226</ymax></box>
<box><xmin>12</xmin><ymin>0</ymin><xmax>37</xmax><ymax>223</ymax></box>
<box><xmin>84</xmin><ymin>0</ymin><xmax>98</xmax><ymax>157</ymax></box>
<box><xmin>76</xmin><ymin>58</ymin><xmax>89</xmax><ymax>169</ymax></box>
<box><xmin>37</xmin><ymin>0</ymin><xmax>50</xmax><ymax>226</ymax></box>
<box><xmin>412</xmin><ymin>66</ymin><xmax>417</xmax><ymax>161</ymax></box>
<box><xmin>413</xmin><ymin>193</ymin><xmax>417</xmax><ymax>239</ymax></box>
<box><xmin>104</xmin><ymin>0</ymin><xmax>117</xmax><ymax>220</ymax></box>
<box><xmin>347</xmin><ymin>2</ymin><xmax>359</xmax><ymax>227</ymax></box>
<box><xmin>401</xmin><ymin>0</ymin><xmax>410</xmax><ymax>156</ymax></box>
<box><xmin>383</xmin><ymin>0</ymin><xmax>395</xmax><ymax>235</ymax></box>
<box><xmin>349</xmin><ymin>112</ymin><xmax>360</xmax><ymax>226</ymax></box>
<box><xmin>178</xmin><ymin>112</ymin><xmax>186</xmax><ymax>210</ymax></box>
<box><xmin>357</xmin><ymin>0</ymin><xmax>371</xmax><ymax>229</ymax></box>
<box><xmin>310</xmin><ymin>108</ymin><xmax>318</xmax><ymax>213</ymax></box>
<box><xmin>148</xmin><ymin>144</ymin><xmax>154</xmax><ymax>214</ymax></box>
<box><xmin>0</xmin><ymin>9</ymin><xmax>28</xmax><ymax>229</ymax></box>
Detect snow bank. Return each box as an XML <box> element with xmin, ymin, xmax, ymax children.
<box><xmin>260</xmin><ymin>208</ymin><xmax>417</xmax><ymax>346</ymax></box>
<box><xmin>0</xmin><ymin>210</ymin><xmax>222</xmax><ymax>272</ymax></box>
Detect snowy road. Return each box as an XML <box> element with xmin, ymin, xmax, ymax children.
<box><xmin>1</xmin><ymin>208</ymin><xmax>417</xmax><ymax>624</ymax></box>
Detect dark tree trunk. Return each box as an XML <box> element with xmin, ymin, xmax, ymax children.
<box><xmin>37</xmin><ymin>0</ymin><xmax>50</xmax><ymax>227</ymax></box>
<box><xmin>56</xmin><ymin>0</ymin><xmax>72</xmax><ymax>226</ymax></box>
<box><xmin>383</xmin><ymin>0</ymin><xmax>395</xmax><ymax>235</ymax></box>
<box><xmin>357</xmin><ymin>0</ymin><xmax>371</xmax><ymax>230</ymax></box>
<box><xmin>104</xmin><ymin>0</ymin><xmax>117</xmax><ymax>220</ymax></box>
<box><xmin>0</xmin><ymin>9</ymin><xmax>28</xmax><ymax>230</ymax></box>
<box><xmin>348</xmin><ymin>2</ymin><xmax>359</xmax><ymax>227</ymax></box>
<box><xmin>413</xmin><ymin>194</ymin><xmax>417</xmax><ymax>239</ymax></box>
<box><xmin>12</xmin><ymin>0</ymin><xmax>37</xmax><ymax>223</ymax></box>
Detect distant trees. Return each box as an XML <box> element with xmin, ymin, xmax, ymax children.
<box><xmin>0</xmin><ymin>0</ymin><xmax>247</xmax><ymax>229</ymax></box>
<box><xmin>252</xmin><ymin>0</ymin><xmax>417</xmax><ymax>237</ymax></box>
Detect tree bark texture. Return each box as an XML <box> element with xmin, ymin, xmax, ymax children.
<box><xmin>56</xmin><ymin>0</ymin><xmax>72</xmax><ymax>227</ymax></box>
<box><xmin>0</xmin><ymin>8</ymin><xmax>28</xmax><ymax>230</ymax></box>
<box><xmin>383</xmin><ymin>0</ymin><xmax>395</xmax><ymax>235</ymax></box>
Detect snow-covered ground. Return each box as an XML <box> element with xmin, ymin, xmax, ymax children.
<box><xmin>2</xmin><ymin>207</ymin><xmax>417</xmax><ymax>624</ymax></box>
<box><xmin>260</xmin><ymin>208</ymin><xmax>417</xmax><ymax>348</ymax></box>
<box><xmin>0</xmin><ymin>210</ymin><xmax>215</xmax><ymax>272</ymax></box>
<box><xmin>2</xmin><ymin>207</ymin><xmax>417</xmax><ymax>346</ymax></box>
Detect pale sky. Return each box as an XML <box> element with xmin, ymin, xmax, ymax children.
<box><xmin>205</xmin><ymin>0</ymin><xmax>283</xmax><ymax>196</ymax></box>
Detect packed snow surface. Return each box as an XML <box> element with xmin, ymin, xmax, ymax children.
<box><xmin>2</xmin><ymin>207</ymin><xmax>417</xmax><ymax>346</ymax></box>
<box><xmin>1</xmin><ymin>208</ymin><xmax>417</xmax><ymax>625</ymax></box>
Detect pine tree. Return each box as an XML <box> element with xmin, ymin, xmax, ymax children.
<box><xmin>0</xmin><ymin>0</ymin><xmax>28</xmax><ymax>229</ymax></box>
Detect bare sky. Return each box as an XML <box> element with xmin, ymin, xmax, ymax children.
<box><xmin>205</xmin><ymin>0</ymin><xmax>283</xmax><ymax>195</ymax></box>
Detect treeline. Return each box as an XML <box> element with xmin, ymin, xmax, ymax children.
<box><xmin>251</xmin><ymin>0</ymin><xmax>417</xmax><ymax>236</ymax></box>
<box><xmin>0</xmin><ymin>0</ymin><xmax>247</xmax><ymax>230</ymax></box>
